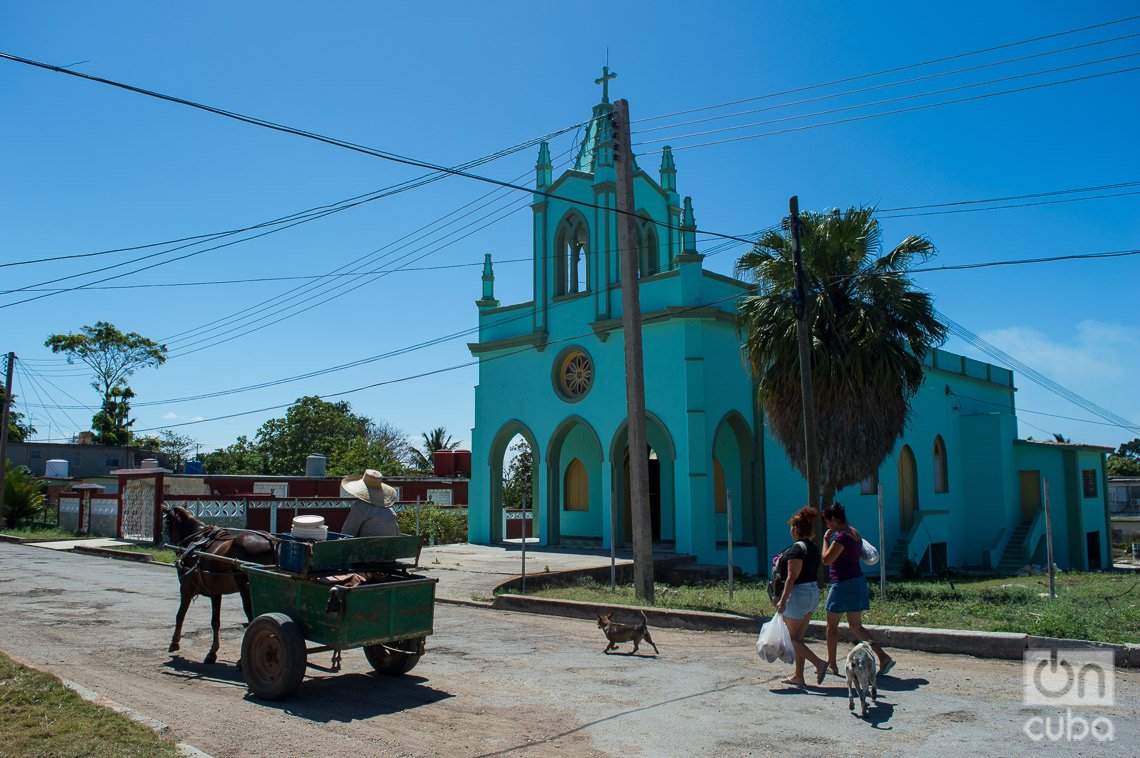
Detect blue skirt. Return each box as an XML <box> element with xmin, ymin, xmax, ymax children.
<box><xmin>826</xmin><ymin>576</ymin><xmax>870</xmax><ymax>613</ymax></box>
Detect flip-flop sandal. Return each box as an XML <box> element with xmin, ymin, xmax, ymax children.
<box><xmin>879</xmin><ymin>659</ymin><xmax>896</xmax><ymax>677</ymax></box>
<box><xmin>815</xmin><ymin>665</ymin><xmax>827</xmax><ymax>685</ymax></box>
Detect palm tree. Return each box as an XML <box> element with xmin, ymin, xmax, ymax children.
<box><xmin>736</xmin><ymin>206</ymin><xmax>948</xmax><ymax>509</ymax></box>
<box><xmin>409</xmin><ymin>427</ymin><xmax>462</xmax><ymax>472</ymax></box>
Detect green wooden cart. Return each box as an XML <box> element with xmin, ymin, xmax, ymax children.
<box><xmin>238</xmin><ymin>532</ymin><xmax>437</xmax><ymax>700</ymax></box>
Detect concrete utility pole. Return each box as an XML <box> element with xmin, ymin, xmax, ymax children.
<box><xmin>0</xmin><ymin>352</ymin><xmax>16</xmax><ymax>524</ymax></box>
<box><xmin>612</xmin><ymin>99</ymin><xmax>654</xmax><ymax>603</ymax></box>
<box><xmin>789</xmin><ymin>198</ymin><xmax>820</xmax><ymax>511</ymax></box>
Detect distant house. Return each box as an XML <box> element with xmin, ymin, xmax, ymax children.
<box><xmin>5</xmin><ymin>440</ymin><xmax>168</xmax><ymax>481</ymax></box>
<box><xmin>1109</xmin><ymin>477</ymin><xmax>1140</xmax><ymax>544</ymax></box>
<box><xmin>56</xmin><ymin>449</ymin><xmax>472</xmax><ymax>541</ymax></box>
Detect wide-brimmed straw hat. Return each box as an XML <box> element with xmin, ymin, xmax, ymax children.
<box><xmin>341</xmin><ymin>469</ymin><xmax>397</xmax><ymax>507</ymax></box>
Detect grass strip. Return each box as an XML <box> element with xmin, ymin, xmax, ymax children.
<box><xmin>521</xmin><ymin>572</ymin><xmax>1139</xmax><ymax>644</ymax></box>
<box><xmin>0</xmin><ymin>651</ymin><xmax>179</xmax><ymax>757</ymax></box>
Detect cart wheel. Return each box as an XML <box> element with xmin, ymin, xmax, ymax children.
<box><xmin>241</xmin><ymin>612</ymin><xmax>307</xmax><ymax>700</ymax></box>
<box><xmin>364</xmin><ymin>637</ymin><xmax>424</xmax><ymax>676</ymax></box>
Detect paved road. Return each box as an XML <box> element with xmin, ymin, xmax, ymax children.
<box><xmin>0</xmin><ymin>542</ymin><xmax>1135</xmax><ymax>757</ymax></box>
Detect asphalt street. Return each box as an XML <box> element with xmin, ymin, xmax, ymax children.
<box><xmin>0</xmin><ymin>542</ymin><xmax>1135</xmax><ymax>757</ymax></box>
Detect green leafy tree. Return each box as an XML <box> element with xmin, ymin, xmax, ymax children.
<box><xmin>3</xmin><ymin>464</ymin><xmax>46</xmax><ymax>527</ymax></box>
<box><xmin>254</xmin><ymin>396</ymin><xmax>408</xmax><ymax>476</ymax></box>
<box><xmin>328</xmin><ymin>428</ymin><xmax>409</xmax><ymax>478</ymax></box>
<box><xmin>408</xmin><ymin>426</ymin><xmax>462</xmax><ymax>472</ymax></box>
<box><xmin>1107</xmin><ymin>438</ymin><xmax>1140</xmax><ymax>477</ymax></box>
<box><xmin>143</xmin><ymin>429</ymin><xmax>196</xmax><ymax>471</ymax></box>
<box><xmin>736</xmin><ymin>206</ymin><xmax>948</xmax><ymax>509</ymax></box>
<box><xmin>502</xmin><ymin>438</ymin><xmax>534</xmax><ymax>509</ymax></box>
<box><xmin>201</xmin><ymin>435</ymin><xmax>266</xmax><ymax>475</ymax></box>
<box><xmin>91</xmin><ymin>386</ymin><xmax>135</xmax><ymax>446</ymax></box>
<box><xmin>44</xmin><ymin>322</ymin><xmax>167</xmax><ymax>443</ymax></box>
<box><xmin>1</xmin><ymin>380</ymin><xmax>35</xmax><ymax>442</ymax></box>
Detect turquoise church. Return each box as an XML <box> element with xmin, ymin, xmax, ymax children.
<box><xmin>467</xmin><ymin>81</ymin><xmax>1112</xmax><ymax>575</ymax></box>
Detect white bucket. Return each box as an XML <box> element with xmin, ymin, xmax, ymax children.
<box><xmin>291</xmin><ymin>515</ymin><xmax>328</xmax><ymax>541</ymax></box>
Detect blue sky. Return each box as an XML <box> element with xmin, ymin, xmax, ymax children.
<box><xmin>2</xmin><ymin>2</ymin><xmax>1138</xmax><ymax>454</ymax></box>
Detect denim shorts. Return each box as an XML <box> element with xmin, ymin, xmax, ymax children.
<box><xmin>783</xmin><ymin>582</ymin><xmax>820</xmax><ymax>620</ymax></box>
<box><xmin>825</xmin><ymin>576</ymin><xmax>871</xmax><ymax>613</ymax></box>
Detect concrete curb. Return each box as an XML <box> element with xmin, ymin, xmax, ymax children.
<box><xmin>491</xmin><ymin>594</ymin><xmax>1137</xmax><ymax>667</ymax></box>
<box><xmin>72</xmin><ymin>545</ymin><xmax>154</xmax><ymax>563</ymax></box>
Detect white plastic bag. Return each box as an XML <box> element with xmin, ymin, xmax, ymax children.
<box><xmin>756</xmin><ymin>613</ymin><xmax>795</xmax><ymax>664</ymax></box>
<box><xmin>861</xmin><ymin>539</ymin><xmax>880</xmax><ymax>565</ymax></box>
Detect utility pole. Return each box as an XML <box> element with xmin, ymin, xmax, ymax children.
<box><xmin>0</xmin><ymin>352</ymin><xmax>16</xmax><ymax>525</ymax></box>
<box><xmin>789</xmin><ymin>197</ymin><xmax>820</xmax><ymax>512</ymax></box>
<box><xmin>613</xmin><ymin>99</ymin><xmax>654</xmax><ymax>603</ymax></box>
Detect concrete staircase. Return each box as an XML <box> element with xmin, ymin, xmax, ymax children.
<box><xmin>886</xmin><ymin>538</ymin><xmax>909</xmax><ymax>575</ymax></box>
<box><xmin>996</xmin><ymin>522</ymin><xmax>1033</xmax><ymax>574</ymax></box>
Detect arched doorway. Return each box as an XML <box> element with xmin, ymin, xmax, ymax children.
<box><xmin>712</xmin><ymin>411</ymin><xmax>757</xmax><ymax>548</ymax></box>
<box><xmin>898</xmin><ymin>444</ymin><xmax>918</xmax><ymax>532</ymax></box>
<box><xmin>610</xmin><ymin>414</ymin><xmax>676</xmax><ymax>546</ymax></box>
<box><xmin>546</xmin><ymin>417</ymin><xmax>604</xmax><ymax>545</ymax></box>
<box><xmin>488</xmin><ymin>421</ymin><xmax>539</xmax><ymax>544</ymax></box>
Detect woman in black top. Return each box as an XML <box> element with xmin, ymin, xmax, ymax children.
<box><xmin>773</xmin><ymin>506</ymin><xmax>827</xmax><ymax>686</ymax></box>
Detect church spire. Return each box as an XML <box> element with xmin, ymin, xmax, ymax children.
<box><xmin>536</xmin><ymin>141</ymin><xmax>552</xmax><ymax>189</ymax></box>
<box><xmin>659</xmin><ymin>146</ymin><xmax>676</xmax><ymax>192</ymax></box>
<box><xmin>681</xmin><ymin>196</ymin><xmax>698</xmax><ymax>255</ymax></box>
<box><xmin>477</xmin><ymin>253</ymin><xmax>499</xmax><ymax>309</ymax></box>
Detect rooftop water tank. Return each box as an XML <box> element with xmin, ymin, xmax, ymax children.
<box><xmin>306</xmin><ymin>454</ymin><xmax>327</xmax><ymax>477</ymax></box>
<box><xmin>141</xmin><ymin>458</ymin><xmax>159</xmax><ymax>469</ymax></box>
<box><xmin>45</xmin><ymin>459</ymin><xmax>69</xmax><ymax>479</ymax></box>
<box><xmin>184</xmin><ymin>460</ymin><xmax>203</xmax><ymax>475</ymax></box>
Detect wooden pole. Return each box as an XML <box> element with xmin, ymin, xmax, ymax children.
<box><xmin>878</xmin><ymin>483</ymin><xmax>887</xmax><ymax>600</ymax></box>
<box><xmin>727</xmin><ymin>490</ymin><xmax>734</xmax><ymax>601</ymax></box>
<box><xmin>613</xmin><ymin>99</ymin><xmax>654</xmax><ymax>603</ymax></box>
<box><xmin>0</xmin><ymin>352</ymin><xmax>16</xmax><ymax>526</ymax></box>
<box><xmin>789</xmin><ymin>198</ymin><xmax>820</xmax><ymax>513</ymax></box>
<box><xmin>1043</xmin><ymin>476</ymin><xmax>1056</xmax><ymax>599</ymax></box>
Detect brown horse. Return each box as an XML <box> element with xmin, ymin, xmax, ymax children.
<box><xmin>163</xmin><ymin>504</ymin><xmax>277</xmax><ymax>664</ymax></box>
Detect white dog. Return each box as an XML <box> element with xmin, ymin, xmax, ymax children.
<box><xmin>845</xmin><ymin>641</ymin><xmax>878</xmax><ymax>717</ymax></box>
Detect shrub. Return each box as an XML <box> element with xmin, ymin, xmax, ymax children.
<box><xmin>2</xmin><ymin>465</ymin><xmax>46</xmax><ymax>528</ymax></box>
<box><xmin>397</xmin><ymin>504</ymin><xmax>467</xmax><ymax>545</ymax></box>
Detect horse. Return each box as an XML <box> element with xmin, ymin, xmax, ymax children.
<box><xmin>162</xmin><ymin>504</ymin><xmax>277</xmax><ymax>665</ymax></box>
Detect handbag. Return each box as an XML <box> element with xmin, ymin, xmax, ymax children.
<box><xmin>767</xmin><ymin>541</ymin><xmax>804</xmax><ymax>606</ymax></box>
<box><xmin>860</xmin><ymin>539</ymin><xmax>880</xmax><ymax>565</ymax></box>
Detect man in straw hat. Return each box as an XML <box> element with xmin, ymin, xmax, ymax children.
<box><xmin>341</xmin><ymin>469</ymin><xmax>400</xmax><ymax>537</ymax></box>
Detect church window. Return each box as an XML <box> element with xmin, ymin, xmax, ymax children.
<box><xmin>637</xmin><ymin>215</ymin><xmax>660</xmax><ymax>276</ymax></box>
<box><xmin>564</xmin><ymin>459</ymin><xmax>589</xmax><ymax>511</ymax></box>
<box><xmin>713</xmin><ymin>458</ymin><xmax>727</xmax><ymax>513</ymax></box>
<box><xmin>553</xmin><ymin>347</ymin><xmax>594</xmax><ymax>402</ymax></box>
<box><xmin>933</xmin><ymin>436</ymin><xmax>948</xmax><ymax>494</ymax></box>
<box><xmin>554</xmin><ymin>213</ymin><xmax>589</xmax><ymax>296</ymax></box>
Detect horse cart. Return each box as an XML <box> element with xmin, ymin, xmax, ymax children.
<box><xmin>237</xmin><ymin>532</ymin><xmax>437</xmax><ymax>700</ymax></box>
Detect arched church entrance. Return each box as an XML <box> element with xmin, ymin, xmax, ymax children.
<box><xmin>712</xmin><ymin>411</ymin><xmax>757</xmax><ymax>547</ymax></box>
<box><xmin>898</xmin><ymin>444</ymin><xmax>918</xmax><ymax>533</ymax></box>
<box><xmin>611</xmin><ymin>414</ymin><xmax>676</xmax><ymax>547</ymax></box>
<box><xmin>489</xmin><ymin>421</ymin><xmax>539</xmax><ymax>544</ymax></box>
<box><xmin>546</xmin><ymin>417</ymin><xmax>604</xmax><ymax>545</ymax></box>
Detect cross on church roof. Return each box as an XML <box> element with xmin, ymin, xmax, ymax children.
<box><xmin>595</xmin><ymin>65</ymin><xmax>617</xmax><ymax>104</ymax></box>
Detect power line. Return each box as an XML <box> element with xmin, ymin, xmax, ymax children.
<box><xmin>633</xmin><ymin>31</ymin><xmax>1140</xmax><ymax>136</ymax></box>
<box><xmin>632</xmin><ymin>13</ymin><xmax>1140</xmax><ymax>124</ymax></box>
<box><xmin>0</xmin><ymin>51</ymin><xmax>756</xmax><ymax>249</ymax></box>
<box><xmin>637</xmin><ymin>52</ymin><xmax>1140</xmax><ymax>146</ymax></box>
<box><xmin>879</xmin><ymin>180</ymin><xmax>1140</xmax><ymax>212</ymax></box>
<box><xmin>657</xmin><ymin>63</ymin><xmax>1140</xmax><ymax>152</ymax></box>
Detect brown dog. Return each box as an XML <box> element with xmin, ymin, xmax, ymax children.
<box><xmin>597</xmin><ymin>610</ymin><xmax>660</xmax><ymax>655</ymax></box>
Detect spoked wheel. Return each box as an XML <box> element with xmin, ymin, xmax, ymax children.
<box><xmin>363</xmin><ymin>636</ymin><xmax>425</xmax><ymax>676</ymax></box>
<box><xmin>241</xmin><ymin>612</ymin><xmax>307</xmax><ymax>700</ymax></box>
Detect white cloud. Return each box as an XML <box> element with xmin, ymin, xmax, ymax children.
<box><xmin>159</xmin><ymin>411</ymin><xmax>204</xmax><ymax>423</ymax></box>
<box><xmin>979</xmin><ymin>319</ymin><xmax>1139</xmax><ymax>388</ymax></box>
